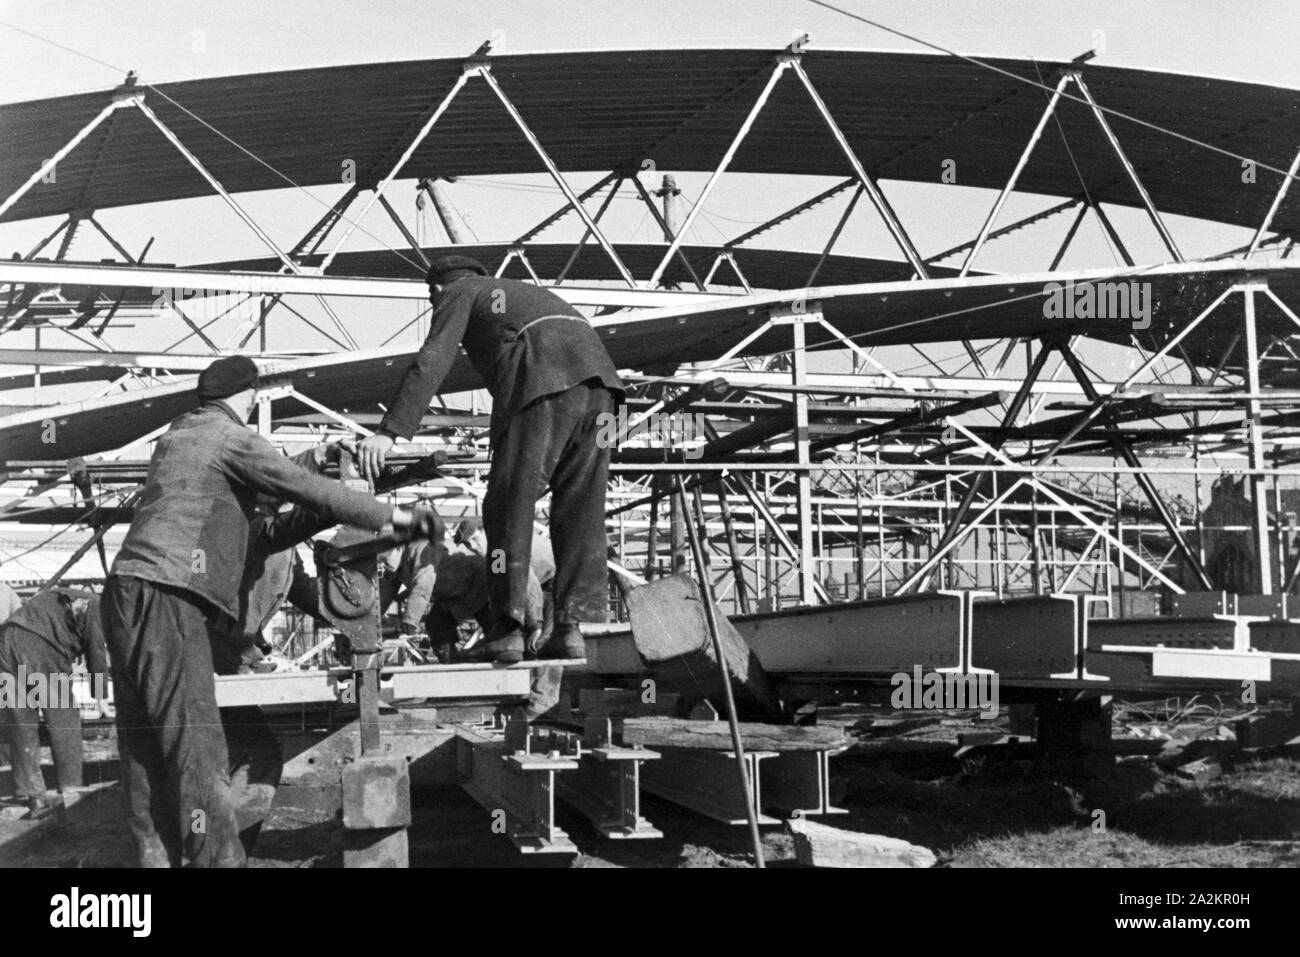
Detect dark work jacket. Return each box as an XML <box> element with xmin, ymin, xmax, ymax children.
<box><xmin>112</xmin><ymin>402</ymin><xmax>392</xmax><ymax>620</ymax></box>
<box><xmin>378</xmin><ymin>276</ymin><xmax>624</xmax><ymax>442</ymax></box>
<box><xmin>1</xmin><ymin>589</ymin><xmax>108</xmax><ymax>682</ymax></box>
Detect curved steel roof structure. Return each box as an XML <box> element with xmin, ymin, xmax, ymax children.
<box><xmin>2</xmin><ymin>48</ymin><xmax>1298</xmax><ymax>235</ymax></box>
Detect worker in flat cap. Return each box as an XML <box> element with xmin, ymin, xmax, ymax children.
<box><xmin>104</xmin><ymin>354</ymin><xmax>436</xmax><ymax>867</ymax></box>
<box><xmin>359</xmin><ymin>257</ymin><xmax>622</xmax><ymax>664</ymax></box>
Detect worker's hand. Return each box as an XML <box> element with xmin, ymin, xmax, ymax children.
<box><xmin>358</xmin><ymin>432</ymin><xmax>395</xmax><ymax>482</ymax></box>
<box><xmin>322</xmin><ymin>437</ymin><xmax>358</xmax><ymax>464</ymax></box>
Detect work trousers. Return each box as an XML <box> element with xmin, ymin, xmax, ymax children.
<box><xmin>102</xmin><ymin>575</ymin><xmax>245</xmax><ymax>868</ymax></box>
<box><xmin>210</xmin><ymin>624</ymin><xmax>283</xmax><ymax>855</ymax></box>
<box><xmin>0</xmin><ymin>625</ymin><xmax>84</xmax><ymax>800</ymax></box>
<box><xmin>483</xmin><ymin>380</ymin><xmax>614</xmax><ymax>633</ymax></box>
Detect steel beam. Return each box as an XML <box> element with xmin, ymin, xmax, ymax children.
<box><xmin>1248</xmin><ymin>146</ymin><xmax>1300</xmax><ymax>257</ymax></box>
<box><xmin>553</xmin><ymin>719</ymin><xmax>662</xmax><ymax>839</ymax></box>
<box><xmin>0</xmin><ymin>259</ymin><xmax>711</xmax><ymax>307</ymax></box>
<box><xmin>761</xmin><ymin>751</ymin><xmax>846</xmax><ymax>817</ymax></box>
<box><xmin>639</xmin><ymin>747</ymin><xmax>780</xmax><ymax>826</ymax></box>
<box><xmin>1055</xmin><ymin>342</ymin><xmax>1214</xmax><ymax>589</ymax></box>
<box><xmin>897</xmin><ymin>341</ymin><xmax>1053</xmax><ymax>593</ymax></box>
<box><xmin>0</xmin><ymin>98</ymin><xmax>121</xmax><ymax>220</ymax></box>
<box><xmin>1074</xmin><ymin>74</ymin><xmax>1183</xmax><ymax>262</ymax></box>
<box><xmin>318</xmin><ymin>70</ymin><xmax>472</xmax><ymax>272</ymax></box>
<box><xmin>959</xmin><ymin>74</ymin><xmax>1070</xmax><ymax>277</ymax></box>
<box><xmin>1242</xmin><ymin>286</ymin><xmax>1273</xmax><ymax>593</ymax></box>
<box><xmin>211</xmin><ymin>662</ymin><xmax>546</xmax><ymax>707</ymax></box>
<box><xmin>734</xmin><ymin>592</ymin><xmax>969</xmax><ymax>674</ymax></box>
<box><xmin>648</xmin><ymin>58</ymin><xmax>793</xmax><ymax>287</ymax></box>
<box><xmin>475</xmin><ymin>64</ymin><xmax>636</xmax><ymax>287</ymax></box>
<box><xmin>789</xmin><ymin>59</ymin><xmax>928</xmax><ymax>277</ymax></box>
<box><xmin>455</xmin><ymin>723</ymin><xmax>579</xmax><ymax>854</ymax></box>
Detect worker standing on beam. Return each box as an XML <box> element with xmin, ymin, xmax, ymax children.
<box><xmin>104</xmin><ymin>355</ymin><xmax>431</xmax><ymax>868</ymax></box>
<box><xmin>358</xmin><ymin>256</ymin><xmax>623</xmax><ymax>664</ymax></box>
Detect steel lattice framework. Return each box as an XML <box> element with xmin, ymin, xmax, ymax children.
<box><xmin>2</xmin><ymin>40</ymin><xmax>1300</xmax><ymax>635</ymax></box>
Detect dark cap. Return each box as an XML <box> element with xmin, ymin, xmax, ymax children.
<box><xmin>426</xmin><ymin>255</ymin><xmax>488</xmax><ymax>286</ymax></box>
<box><xmin>197</xmin><ymin>355</ymin><xmax>260</xmax><ymax>401</ymax></box>
<box><xmin>453</xmin><ymin>515</ymin><xmax>483</xmax><ymax>544</ymax></box>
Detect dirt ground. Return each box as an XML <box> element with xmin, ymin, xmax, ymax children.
<box><xmin>2</xmin><ymin>704</ymin><xmax>1298</xmax><ymax>868</ymax></box>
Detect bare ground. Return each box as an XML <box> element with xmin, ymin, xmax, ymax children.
<box><xmin>2</xmin><ymin>706</ymin><xmax>1297</xmax><ymax>868</ymax></box>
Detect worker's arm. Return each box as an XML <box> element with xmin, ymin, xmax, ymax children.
<box><xmin>400</xmin><ymin>543</ymin><xmax>439</xmax><ymax>633</ymax></box>
<box><xmin>253</xmin><ymin>506</ymin><xmax>335</xmax><ymax>554</ymax></box>
<box><xmin>359</xmin><ymin>285</ymin><xmax>476</xmax><ymax>480</ymax></box>
<box><xmin>222</xmin><ymin>429</ymin><xmax>395</xmax><ymax>531</ymax></box>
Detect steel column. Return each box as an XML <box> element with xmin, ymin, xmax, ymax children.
<box><xmin>1242</xmin><ymin>286</ymin><xmax>1273</xmax><ymax>593</ymax></box>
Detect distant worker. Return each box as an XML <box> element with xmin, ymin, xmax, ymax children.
<box><xmin>378</xmin><ymin>515</ymin><xmax>450</xmax><ymax>641</ymax></box>
<box><xmin>426</xmin><ymin>552</ymin><xmax>559</xmax><ymax>720</ymax></box>
<box><xmin>358</xmin><ymin>256</ymin><xmax>622</xmax><ymax>664</ymax></box>
<box><xmin>0</xmin><ymin>587</ymin><xmax>108</xmax><ymax>819</ymax></box>
<box><xmin>103</xmin><ymin>355</ymin><xmax>436</xmax><ymax>868</ymax></box>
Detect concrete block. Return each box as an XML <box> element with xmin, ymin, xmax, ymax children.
<box><xmin>342</xmin><ymin>755</ymin><xmax>411</xmax><ymax>830</ymax></box>
<box><xmin>343</xmin><ymin>827</ymin><xmax>409</xmax><ymax>868</ymax></box>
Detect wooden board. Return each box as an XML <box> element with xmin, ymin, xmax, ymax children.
<box><xmin>618</xmin><ymin>716</ymin><xmax>846</xmax><ymax>753</ymax></box>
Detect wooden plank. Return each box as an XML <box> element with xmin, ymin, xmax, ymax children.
<box><xmin>787</xmin><ymin>817</ymin><xmax>936</xmax><ymax>868</ymax></box>
<box><xmin>618</xmin><ymin>716</ymin><xmax>846</xmax><ymax>752</ymax></box>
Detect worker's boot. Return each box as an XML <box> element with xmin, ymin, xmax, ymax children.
<box><xmin>546</xmin><ymin>623</ymin><xmax>587</xmax><ymax>660</ymax></box>
<box><xmin>23</xmin><ymin>796</ymin><xmax>54</xmax><ymax>821</ymax></box>
<box><xmin>462</xmin><ymin>627</ymin><xmax>525</xmax><ymax>664</ymax></box>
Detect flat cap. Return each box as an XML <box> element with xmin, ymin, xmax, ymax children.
<box><xmin>453</xmin><ymin>515</ymin><xmax>484</xmax><ymax>544</ymax></box>
<box><xmin>197</xmin><ymin>355</ymin><xmax>260</xmax><ymax>401</ymax></box>
<box><xmin>426</xmin><ymin>255</ymin><xmax>488</xmax><ymax>285</ymax></box>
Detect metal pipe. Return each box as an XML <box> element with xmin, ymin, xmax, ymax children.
<box><xmin>1243</xmin><ymin>287</ymin><xmax>1273</xmax><ymax>593</ymax></box>
<box><xmin>677</xmin><ymin>475</ymin><xmax>765</xmax><ymax>869</ymax></box>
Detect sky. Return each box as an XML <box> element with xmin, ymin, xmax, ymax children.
<box><xmin>1</xmin><ymin>0</ymin><xmax>1296</xmax><ymax>372</ymax></box>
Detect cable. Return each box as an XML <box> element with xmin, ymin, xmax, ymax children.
<box><xmin>0</xmin><ymin>19</ymin><xmax>426</xmax><ymax>274</ymax></box>
<box><xmin>803</xmin><ymin>0</ymin><xmax>1300</xmax><ymax>183</ymax></box>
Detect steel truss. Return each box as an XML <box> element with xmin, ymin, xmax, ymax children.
<box><xmin>3</xmin><ymin>38</ymin><xmax>1300</xmax><ymax>625</ymax></box>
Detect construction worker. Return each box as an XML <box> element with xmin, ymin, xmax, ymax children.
<box><xmin>0</xmin><ymin>587</ymin><xmax>108</xmax><ymax>819</ymax></box>
<box><xmin>426</xmin><ymin>551</ymin><xmax>559</xmax><ymax>719</ymax></box>
<box><xmin>103</xmin><ymin>355</ymin><xmax>435</xmax><ymax>868</ymax></box>
<box><xmin>378</xmin><ymin>519</ymin><xmax>449</xmax><ymax>641</ymax></box>
<box><xmin>358</xmin><ymin>256</ymin><xmax>622</xmax><ymax>664</ymax></box>
<box><xmin>449</xmin><ymin>519</ymin><xmax>563</xmax><ymax>718</ymax></box>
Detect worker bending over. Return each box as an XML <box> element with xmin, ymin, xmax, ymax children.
<box><xmin>0</xmin><ymin>587</ymin><xmax>108</xmax><ymax>819</ymax></box>
<box><xmin>359</xmin><ymin>256</ymin><xmax>622</xmax><ymax>664</ymax></box>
